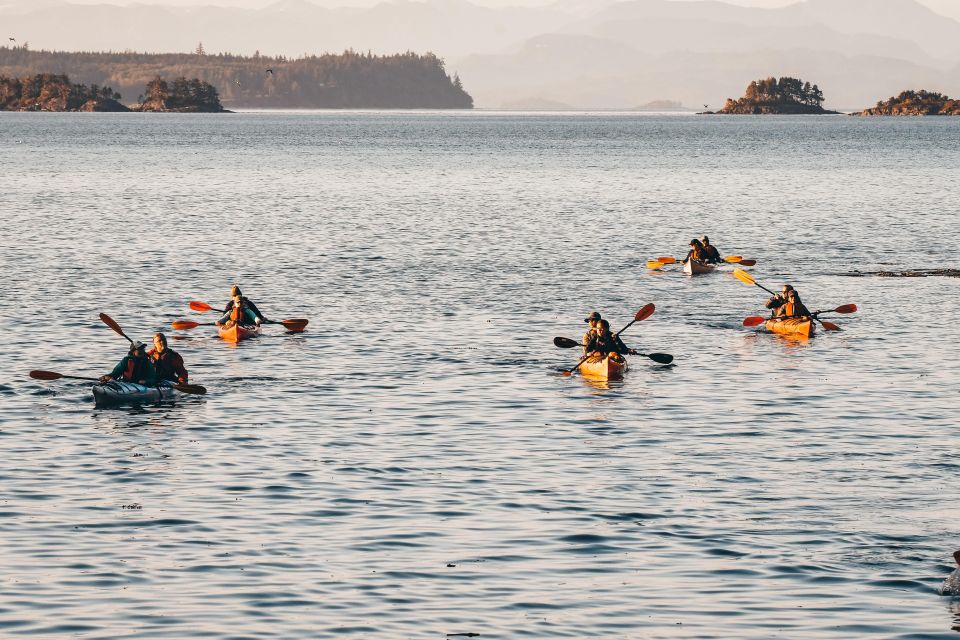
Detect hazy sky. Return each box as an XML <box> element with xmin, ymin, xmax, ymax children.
<box><xmin>6</xmin><ymin>0</ymin><xmax>959</xmax><ymax>20</ymax></box>
<box><xmin>32</xmin><ymin>0</ymin><xmax>960</xmax><ymax>19</ymax></box>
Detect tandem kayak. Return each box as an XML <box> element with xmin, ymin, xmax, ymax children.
<box><xmin>683</xmin><ymin>259</ymin><xmax>716</xmax><ymax>275</ymax></box>
<box><xmin>92</xmin><ymin>380</ymin><xmax>178</xmax><ymax>408</ymax></box>
<box><xmin>765</xmin><ymin>316</ymin><xmax>816</xmax><ymax>339</ymax></box>
<box><xmin>579</xmin><ymin>354</ymin><xmax>629</xmax><ymax>380</ymax></box>
<box><xmin>218</xmin><ymin>322</ymin><xmax>261</xmax><ymax>343</ymax></box>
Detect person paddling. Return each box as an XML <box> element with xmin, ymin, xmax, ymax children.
<box><xmin>216</xmin><ymin>285</ymin><xmax>266</xmax><ymax>328</ymax></box>
<box><xmin>775</xmin><ymin>289</ymin><xmax>812</xmax><ymax>319</ymax></box>
<box><xmin>583</xmin><ymin>311</ymin><xmax>602</xmax><ymax>348</ymax></box>
<box><xmin>148</xmin><ymin>332</ymin><xmax>188</xmax><ymax>384</ymax></box>
<box><xmin>700</xmin><ymin>235</ymin><xmax>722</xmax><ymax>264</ymax></box>
<box><xmin>682</xmin><ymin>238</ymin><xmax>708</xmax><ymax>265</ymax></box>
<box><xmin>584</xmin><ymin>319</ymin><xmax>638</xmax><ymax>358</ymax></box>
<box><xmin>765</xmin><ymin>284</ymin><xmax>794</xmax><ymax>316</ymax></box>
<box><xmin>99</xmin><ymin>341</ymin><xmax>158</xmax><ymax>385</ymax></box>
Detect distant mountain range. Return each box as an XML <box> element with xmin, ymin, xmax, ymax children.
<box><xmin>2</xmin><ymin>0</ymin><xmax>959</xmax><ymax>110</ymax></box>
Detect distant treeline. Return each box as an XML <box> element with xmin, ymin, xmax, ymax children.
<box><xmin>0</xmin><ymin>47</ymin><xmax>473</xmax><ymax>109</ymax></box>
<box><xmin>719</xmin><ymin>76</ymin><xmax>836</xmax><ymax>114</ymax></box>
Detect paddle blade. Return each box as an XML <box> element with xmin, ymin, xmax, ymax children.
<box><xmin>99</xmin><ymin>312</ymin><xmax>129</xmax><ymax>340</ymax></box>
<box><xmin>733</xmin><ymin>268</ymin><xmax>756</xmax><ymax>286</ymax></box>
<box><xmin>635</xmin><ymin>303</ymin><xmax>656</xmax><ymax>322</ymax></box>
<box><xmin>171</xmin><ymin>320</ymin><xmax>201</xmax><ymax>330</ymax></box>
<box><xmin>738</xmin><ymin>259</ymin><xmax>757</xmax><ymax>267</ymax></box>
<box><xmin>743</xmin><ymin>316</ymin><xmax>766</xmax><ymax>327</ymax></box>
<box><xmin>173</xmin><ymin>383</ymin><xmax>207</xmax><ymax>395</ymax></box>
<box><xmin>559</xmin><ymin>370</ymin><xmax>574</xmax><ymax>376</ymax></box>
<box><xmin>724</xmin><ymin>255</ymin><xmax>743</xmax><ymax>263</ymax></box>
<box><xmin>189</xmin><ymin>301</ymin><xmax>214</xmax><ymax>313</ymax></box>
<box><xmin>30</xmin><ymin>370</ymin><xmax>63</xmax><ymax>381</ymax></box>
<box><xmin>646</xmin><ymin>261</ymin><xmax>665</xmax><ymax>270</ymax></box>
<box><xmin>554</xmin><ymin>337</ymin><xmax>581</xmax><ymax>349</ymax></box>
<box><xmin>657</xmin><ymin>257</ymin><xmax>677</xmax><ymax>264</ymax></box>
<box><xmin>820</xmin><ymin>320</ymin><xmax>842</xmax><ymax>331</ymax></box>
<box><xmin>834</xmin><ymin>304</ymin><xmax>858</xmax><ymax>314</ymax></box>
<box><xmin>646</xmin><ymin>353</ymin><xmax>674</xmax><ymax>365</ymax></box>
<box><xmin>280</xmin><ymin>318</ymin><xmax>309</xmax><ymax>332</ymax></box>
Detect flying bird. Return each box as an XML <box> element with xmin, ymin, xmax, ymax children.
<box><xmin>265</xmin><ymin>69</ymin><xmax>273</xmax><ymax>75</ymax></box>
<box><xmin>235</xmin><ymin>79</ymin><xmax>242</xmax><ymax>86</ymax></box>
<box><xmin>8</xmin><ymin>37</ymin><xmax>15</xmax><ymax>42</ymax></box>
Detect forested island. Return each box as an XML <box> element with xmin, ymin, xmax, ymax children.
<box><xmin>714</xmin><ymin>76</ymin><xmax>838</xmax><ymax>114</ymax></box>
<box><xmin>854</xmin><ymin>90</ymin><xmax>960</xmax><ymax>116</ymax></box>
<box><xmin>0</xmin><ymin>73</ymin><xmax>224</xmax><ymax>112</ymax></box>
<box><xmin>0</xmin><ymin>46</ymin><xmax>473</xmax><ymax>109</ymax></box>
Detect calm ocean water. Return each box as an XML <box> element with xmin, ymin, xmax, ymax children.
<box><xmin>1</xmin><ymin>111</ymin><xmax>958</xmax><ymax>638</ymax></box>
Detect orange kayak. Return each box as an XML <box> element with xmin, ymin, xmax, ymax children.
<box><xmin>579</xmin><ymin>354</ymin><xmax>629</xmax><ymax>380</ymax></box>
<box><xmin>765</xmin><ymin>317</ymin><xmax>815</xmax><ymax>339</ymax></box>
<box><xmin>218</xmin><ymin>322</ymin><xmax>262</xmax><ymax>342</ymax></box>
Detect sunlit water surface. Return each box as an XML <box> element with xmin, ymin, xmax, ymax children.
<box><xmin>1</xmin><ymin>112</ymin><xmax>959</xmax><ymax>638</ymax></box>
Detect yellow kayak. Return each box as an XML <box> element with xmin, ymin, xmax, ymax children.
<box><xmin>579</xmin><ymin>354</ymin><xmax>629</xmax><ymax>380</ymax></box>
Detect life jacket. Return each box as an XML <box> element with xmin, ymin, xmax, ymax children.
<box><xmin>150</xmin><ymin>348</ymin><xmax>187</xmax><ymax>383</ymax></box>
<box><xmin>122</xmin><ymin>355</ymin><xmax>152</xmax><ymax>382</ymax></box>
<box><xmin>781</xmin><ymin>302</ymin><xmax>807</xmax><ymax>317</ymax></box>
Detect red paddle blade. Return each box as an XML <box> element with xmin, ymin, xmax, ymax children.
<box><xmin>821</xmin><ymin>320</ymin><xmax>842</xmax><ymax>331</ymax></box>
<box><xmin>99</xmin><ymin>312</ymin><xmax>126</xmax><ymax>337</ymax></box>
<box><xmin>834</xmin><ymin>304</ymin><xmax>857</xmax><ymax>314</ymax></box>
<box><xmin>635</xmin><ymin>303</ymin><xmax>656</xmax><ymax>322</ymax></box>
<box><xmin>189</xmin><ymin>301</ymin><xmax>214</xmax><ymax>312</ymax></box>
<box><xmin>657</xmin><ymin>257</ymin><xmax>677</xmax><ymax>264</ymax></box>
<box><xmin>281</xmin><ymin>319</ymin><xmax>309</xmax><ymax>332</ymax></box>
<box><xmin>171</xmin><ymin>320</ymin><xmax>200</xmax><ymax>330</ymax></box>
<box><xmin>30</xmin><ymin>370</ymin><xmax>63</xmax><ymax>380</ymax></box>
<box><xmin>738</xmin><ymin>259</ymin><xmax>757</xmax><ymax>267</ymax></box>
<box><xmin>743</xmin><ymin>316</ymin><xmax>766</xmax><ymax>327</ymax></box>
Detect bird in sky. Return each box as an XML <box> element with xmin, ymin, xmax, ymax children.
<box><xmin>265</xmin><ymin>68</ymin><xmax>274</xmax><ymax>75</ymax></box>
<box><xmin>8</xmin><ymin>37</ymin><xmax>15</xmax><ymax>42</ymax></box>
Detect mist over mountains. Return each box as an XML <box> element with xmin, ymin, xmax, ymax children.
<box><xmin>3</xmin><ymin>0</ymin><xmax>959</xmax><ymax>109</ymax></box>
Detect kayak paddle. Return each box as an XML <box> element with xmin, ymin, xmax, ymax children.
<box><xmin>553</xmin><ymin>336</ymin><xmax>673</xmax><ymax>364</ymax></box>
<box><xmin>189</xmin><ymin>300</ymin><xmax>309</xmax><ymax>332</ymax></box>
<box><xmin>29</xmin><ymin>370</ymin><xmax>207</xmax><ymax>395</ymax></box>
<box><xmin>743</xmin><ymin>305</ymin><xmax>857</xmax><ymax>330</ymax></box>
<box><xmin>100</xmin><ymin>312</ymin><xmax>135</xmax><ymax>346</ymax></box>
<box><xmin>733</xmin><ymin>268</ymin><xmax>778</xmax><ymax>296</ymax></box>
<box><xmin>171</xmin><ymin>320</ymin><xmax>215</xmax><ymax>330</ymax></box>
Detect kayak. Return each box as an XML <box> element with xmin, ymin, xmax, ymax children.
<box><xmin>92</xmin><ymin>380</ymin><xmax>178</xmax><ymax>408</ymax></box>
<box><xmin>218</xmin><ymin>322</ymin><xmax>261</xmax><ymax>342</ymax></box>
<box><xmin>683</xmin><ymin>259</ymin><xmax>716</xmax><ymax>275</ymax></box>
<box><xmin>579</xmin><ymin>354</ymin><xmax>629</xmax><ymax>380</ymax></box>
<box><xmin>765</xmin><ymin>316</ymin><xmax>816</xmax><ymax>339</ymax></box>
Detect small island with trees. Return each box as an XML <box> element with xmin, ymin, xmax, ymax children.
<box><xmin>853</xmin><ymin>90</ymin><xmax>960</xmax><ymax>116</ymax></box>
<box><xmin>0</xmin><ymin>73</ymin><xmax>225</xmax><ymax>112</ymax></box>
<box><xmin>712</xmin><ymin>76</ymin><xmax>838</xmax><ymax>114</ymax></box>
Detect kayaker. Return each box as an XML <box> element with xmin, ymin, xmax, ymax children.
<box><xmin>583</xmin><ymin>311</ymin><xmax>602</xmax><ymax>347</ymax></box>
<box><xmin>765</xmin><ymin>284</ymin><xmax>794</xmax><ymax>316</ymax></box>
<box><xmin>148</xmin><ymin>332</ymin><xmax>188</xmax><ymax>384</ymax></box>
<box><xmin>99</xmin><ymin>341</ymin><xmax>158</xmax><ymax>385</ymax></box>
<box><xmin>682</xmin><ymin>238</ymin><xmax>708</xmax><ymax>265</ymax></box>
<box><xmin>700</xmin><ymin>235</ymin><xmax>722</xmax><ymax>264</ymax></box>
<box><xmin>775</xmin><ymin>289</ymin><xmax>812</xmax><ymax>319</ymax></box>
<box><xmin>217</xmin><ymin>285</ymin><xmax>265</xmax><ymax>327</ymax></box>
<box><xmin>585</xmin><ymin>319</ymin><xmax>638</xmax><ymax>357</ymax></box>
